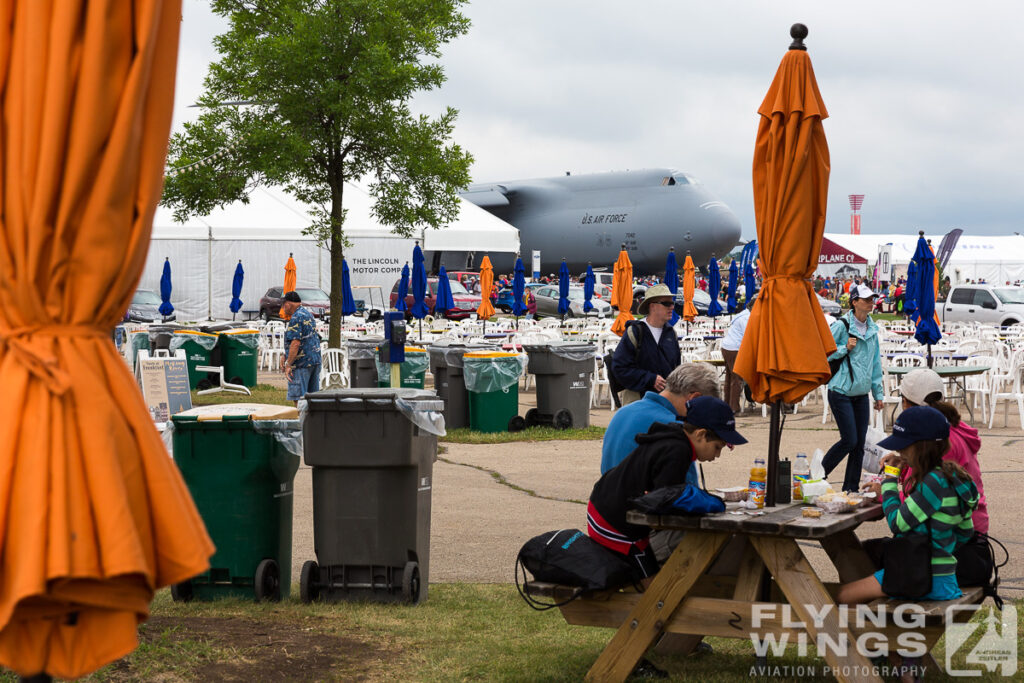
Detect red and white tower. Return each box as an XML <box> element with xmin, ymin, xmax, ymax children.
<box><xmin>849</xmin><ymin>194</ymin><xmax>864</xmax><ymax>235</ymax></box>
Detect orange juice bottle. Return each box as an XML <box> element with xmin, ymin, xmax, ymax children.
<box><xmin>748</xmin><ymin>457</ymin><xmax>767</xmax><ymax>508</ymax></box>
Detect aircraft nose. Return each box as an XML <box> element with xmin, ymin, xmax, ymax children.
<box><xmin>710</xmin><ymin>208</ymin><xmax>742</xmax><ymax>255</ymax></box>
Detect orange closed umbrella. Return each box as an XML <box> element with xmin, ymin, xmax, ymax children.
<box><xmin>682</xmin><ymin>254</ymin><xmax>698</xmax><ymax>321</ymax></box>
<box><xmin>610</xmin><ymin>246</ymin><xmax>634</xmax><ymax>336</ymax></box>
<box><xmin>734</xmin><ymin>25</ymin><xmax>837</xmax><ymax>508</ymax></box>
<box><xmin>477</xmin><ymin>255</ymin><xmax>495</xmax><ymax>320</ymax></box>
<box><xmin>0</xmin><ymin>1</ymin><xmax>214</xmax><ymax>678</ymax></box>
<box><xmin>734</xmin><ymin>25</ymin><xmax>836</xmax><ymax>406</ymax></box>
<box><xmin>280</xmin><ymin>253</ymin><xmax>297</xmax><ymax>320</ymax></box>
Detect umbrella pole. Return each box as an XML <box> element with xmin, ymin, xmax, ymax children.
<box><xmin>766</xmin><ymin>400</ymin><xmax>782</xmax><ymax>507</ymax></box>
<box><xmin>927</xmin><ymin>343</ymin><xmax>933</xmax><ymax>369</ymax></box>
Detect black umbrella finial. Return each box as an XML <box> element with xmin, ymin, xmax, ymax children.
<box><xmin>919</xmin><ymin>230</ymin><xmax>926</xmax><ymax>237</ymax></box>
<box><xmin>621</xmin><ymin>243</ymin><xmax>626</xmax><ymax>250</ymax></box>
<box><xmin>789</xmin><ymin>23</ymin><xmax>808</xmax><ymax>51</ymax></box>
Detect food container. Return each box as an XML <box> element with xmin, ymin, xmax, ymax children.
<box><xmin>814</xmin><ymin>493</ymin><xmax>863</xmax><ymax>514</ymax></box>
<box><xmin>800</xmin><ymin>479</ymin><xmax>832</xmax><ymax>503</ymax></box>
<box><xmin>715</xmin><ymin>486</ymin><xmax>748</xmax><ymax>502</ymax></box>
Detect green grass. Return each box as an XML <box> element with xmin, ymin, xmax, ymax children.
<box><xmin>190</xmin><ymin>384</ymin><xmax>291</xmax><ymax>406</ymax></box>
<box><xmin>441</xmin><ymin>425</ymin><xmax>605</xmax><ymax>443</ymax></box>
<box><xmin>4</xmin><ymin>587</ymin><xmax>1016</xmax><ymax>682</ymax></box>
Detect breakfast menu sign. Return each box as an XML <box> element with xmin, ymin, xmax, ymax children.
<box><xmin>138</xmin><ymin>357</ymin><xmax>192</xmax><ymax>423</ymax></box>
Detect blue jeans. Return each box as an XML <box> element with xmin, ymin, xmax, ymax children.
<box><xmin>823</xmin><ymin>390</ymin><xmax>870</xmax><ymax>492</ymax></box>
<box><xmin>287</xmin><ymin>364</ymin><xmax>321</xmax><ymax>401</ymax></box>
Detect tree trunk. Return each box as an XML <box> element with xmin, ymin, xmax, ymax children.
<box><xmin>328</xmin><ymin>183</ymin><xmax>344</xmax><ymax>348</ymax></box>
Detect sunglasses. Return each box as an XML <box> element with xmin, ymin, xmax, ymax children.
<box><xmin>652</xmin><ymin>300</ymin><xmax>675</xmax><ymax>308</ymax></box>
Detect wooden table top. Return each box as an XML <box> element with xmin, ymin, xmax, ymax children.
<box><xmin>884</xmin><ymin>364</ymin><xmax>989</xmax><ymax>376</ymax></box>
<box><xmin>626</xmin><ymin>501</ymin><xmax>882</xmax><ymax>539</ymax></box>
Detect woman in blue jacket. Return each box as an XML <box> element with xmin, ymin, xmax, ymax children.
<box><xmin>823</xmin><ymin>284</ymin><xmax>884</xmax><ymax>491</ymax></box>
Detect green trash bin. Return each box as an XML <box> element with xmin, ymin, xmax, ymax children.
<box><xmin>169</xmin><ymin>330</ymin><xmax>220</xmax><ymax>389</ymax></box>
<box><xmin>375</xmin><ymin>346</ymin><xmax>428</xmax><ymax>389</ymax></box>
<box><xmin>217</xmin><ymin>329</ymin><xmax>260</xmax><ymax>387</ymax></box>
<box><xmin>169</xmin><ymin>404</ymin><xmax>301</xmax><ymax>602</ymax></box>
<box><xmin>463</xmin><ymin>351</ymin><xmax>526</xmax><ymax>433</ymax></box>
<box><xmin>127</xmin><ymin>329</ymin><xmax>149</xmax><ymax>369</ymax></box>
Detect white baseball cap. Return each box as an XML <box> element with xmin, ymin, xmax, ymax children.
<box><xmin>850</xmin><ymin>284</ymin><xmax>876</xmax><ymax>300</ymax></box>
<box><xmin>900</xmin><ymin>368</ymin><xmax>945</xmax><ymax>405</ymax></box>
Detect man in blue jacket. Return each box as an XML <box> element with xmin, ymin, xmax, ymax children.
<box><xmin>611</xmin><ymin>284</ymin><xmax>681</xmax><ymax>406</ymax></box>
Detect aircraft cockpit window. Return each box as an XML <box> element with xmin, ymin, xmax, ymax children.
<box><xmin>672</xmin><ymin>173</ymin><xmax>698</xmax><ymax>185</ymax></box>
<box><xmin>661</xmin><ymin>176</ymin><xmax>676</xmax><ymax>186</ymax></box>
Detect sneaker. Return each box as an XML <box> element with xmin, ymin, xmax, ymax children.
<box><xmin>631</xmin><ymin>658</ymin><xmax>669</xmax><ymax>679</ymax></box>
<box><xmin>689</xmin><ymin>641</ymin><xmax>713</xmax><ymax>656</ymax></box>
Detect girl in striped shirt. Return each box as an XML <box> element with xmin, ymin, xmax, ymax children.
<box><xmin>837</xmin><ymin>406</ymin><xmax>979</xmax><ymax>604</ymax></box>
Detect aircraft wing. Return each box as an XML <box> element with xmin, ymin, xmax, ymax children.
<box><xmin>460</xmin><ymin>184</ymin><xmax>510</xmax><ymax>208</ymax></box>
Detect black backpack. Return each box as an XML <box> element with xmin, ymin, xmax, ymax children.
<box><xmin>515</xmin><ymin>529</ymin><xmax>636</xmax><ymax>611</ymax></box>
<box><xmin>828</xmin><ymin>318</ymin><xmax>853</xmax><ymax>381</ymax></box>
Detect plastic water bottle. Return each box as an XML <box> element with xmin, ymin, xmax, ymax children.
<box><xmin>793</xmin><ymin>452</ymin><xmax>810</xmax><ymax>500</ymax></box>
<box><xmin>748</xmin><ymin>457</ymin><xmax>767</xmax><ymax>508</ymax></box>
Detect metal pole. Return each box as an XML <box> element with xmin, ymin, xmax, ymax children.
<box><xmin>766</xmin><ymin>400</ymin><xmax>782</xmax><ymax>507</ymax></box>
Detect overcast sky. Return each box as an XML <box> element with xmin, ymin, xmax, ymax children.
<box><xmin>173</xmin><ymin>0</ymin><xmax>1024</xmax><ymax>241</ymax></box>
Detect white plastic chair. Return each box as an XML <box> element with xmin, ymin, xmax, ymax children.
<box><xmin>320</xmin><ymin>348</ymin><xmax>349</xmax><ymax>390</ymax></box>
<box><xmin>989</xmin><ymin>362</ymin><xmax>1024</xmax><ymax>430</ymax></box>
<box><xmin>963</xmin><ymin>355</ymin><xmax>996</xmax><ymax>424</ymax></box>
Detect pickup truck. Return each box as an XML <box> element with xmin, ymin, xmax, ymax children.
<box><xmin>940</xmin><ymin>284</ymin><xmax>1024</xmax><ymax>327</ymax></box>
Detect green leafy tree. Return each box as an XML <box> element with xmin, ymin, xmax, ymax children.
<box><xmin>162</xmin><ymin>0</ymin><xmax>473</xmax><ymax>346</ymax></box>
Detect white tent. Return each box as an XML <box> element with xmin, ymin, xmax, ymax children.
<box><xmin>821</xmin><ymin>232</ymin><xmax>1024</xmax><ymax>285</ymax></box>
<box><xmin>143</xmin><ymin>185</ymin><xmax>519</xmax><ymax>320</ymax></box>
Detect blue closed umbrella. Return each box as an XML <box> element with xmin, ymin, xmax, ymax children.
<box><xmin>557</xmin><ymin>259</ymin><xmax>571</xmax><ymax>317</ymax></box>
<box><xmin>411</xmin><ymin>244</ymin><xmax>430</xmax><ymax>319</ymax></box>
<box><xmin>395</xmin><ymin>263</ymin><xmax>409</xmax><ymax>312</ymax></box>
<box><xmin>744</xmin><ymin>262</ymin><xmax>756</xmax><ymax>305</ymax></box>
<box><xmin>664</xmin><ymin>248</ymin><xmax>680</xmax><ymax>326</ymax></box>
<box><xmin>229</xmin><ymin>260</ymin><xmax>244</xmax><ymax>317</ymax></box>
<box><xmin>512</xmin><ymin>257</ymin><xmax>528</xmax><ymax>317</ymax></box>
<box><xmin>727</xmin><ymin>259</ymin><xmax>739</xmax><ymax>314</ymax></box>
<box><xmin>707</xmin><ymin>258</ymin><xmax>723</xmax><ymax>317</ymax></box>
<box><xmin>159</xmin><ymin>257</ymin><xmax>174</xmax><ymax>317</ymax></box>
<box><xmin>340</xmin><ymin>258</ymin><xmax>357</xmax><ymax>317</ymax></box>
<box><xmin>903</xmin><ymin>259</ymin><xmax>918</xmax><ymax>319</ymax></box>
<box><xmin>583</xmin><ymin>264</ymin><xmax>595</xmax><ymax>313</ymax></box>
<box><xmin>435</xmin><ymin>266</ymin><xmax>455</xmax><ymax>316</ymax></box>
<box><xmin>911</xmin><ymin>234</ymin><xmax>941</xmax><ymax>362</ymax></box>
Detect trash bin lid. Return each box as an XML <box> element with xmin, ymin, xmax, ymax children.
<box><xmin>463</xmin><ymin>351</ymin><xmax>521</xmax><ymax>358</ymax></box>
<box><xmin>172</xmin><ymin>404</ymin><xmax>299</xmax><ymax>422</ymax></box>
<box><xmin>307</xmin><ymin>387</ymin><xmax>443</xmax><ymax>411</ymax></box>
<box><xmin>375</xmin><ymin>346</ymin><xmax>426</xmax><ymax>354</ymax></box>
<box><xmin>171</xmin><ymin>330</ymin><xmax>218</xmax><ymax>338</ymax></box>
<box><xmin>219</xmin><ymin>328</ymin><xmax>260</xmax><ymax>336</ymax></box>
<box><xmin>345</xmin><ymin>336</ymin><xmax>385</xmax><ymax>346</ymax></box>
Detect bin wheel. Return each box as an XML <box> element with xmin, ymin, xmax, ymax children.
<box><xmin>228</xmin><ymin>375</ymin><xmax>245</xmax><ymax>387</ymax></box>
<box><xmin>524</xmin><ymin>408</ymin><xmax>540</xmax><ymax>428</ymax></box>
<box><xmin>300</xmin><ymin>560</ymin><xmax>319</xmax><ymax>604</ymax></box>
<box><xmin>553</xmin><ymin>409</ymin><xmax>573</xmax><ymax>430</ymax></box>
<box><xmin>402</xmin><ymin>561</ymin><xmax>422</xmax><ymax>605</ymax></box>
<box><xmin>170</xmin><ymin>581</ymin><xmax>193</xmax><ymax>603</ymax></box>
<box><xmin>507</xmin><ymin>415</ymin><xmax>526</xmax><ymax>432</ymax></box>
<box><xmin>254</xmin><ymin>559</ymin><xmax>281</xmax><ymax>602</ymax></box>
<box><xmin>196</xmin><ymin>378</ymin><xmax>213</xmax><ymax>391</ymax></box>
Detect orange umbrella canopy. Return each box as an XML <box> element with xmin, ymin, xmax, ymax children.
<box><xmin>0</xmin><ymin>1</ymin><xmax>213</xmax><ymax>679</ymax></box>
<box><xmin>734</xmin><ymin>32</ymin><xmax>837</xmax><ymax>404</ymax></box>
<box><xmin>682</xmin><ymin>254</ymin><xmax>698</xmax><ymax>321</ymax></box>
<box><xmin>610</xmin><ymin>248</ymin><xmax>634</xmax><ymax>336</ymax></box>
<box><xmin>280</xmin><ymin>254</ymin><xmax>297</xmax><ymax>319</ymax></box>
<box><xmin>477</xmin><ymin>256</ymin><xmax>495</xmax><ymax>320</ymax></box>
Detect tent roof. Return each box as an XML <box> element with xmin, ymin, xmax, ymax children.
<box><xmin>152</xmin><ymin>184</ymin><xmax>519</xmax><ymax>252</ymax></box>
<box><xmin>823</xmin><ymin>232</ymin><xmax>1024</xmax><ymax>265</ymax></box>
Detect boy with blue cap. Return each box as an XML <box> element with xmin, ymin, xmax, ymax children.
<box><xmin>587</xmin><ymin>396</ymin><xmax>747</xmax><ymax>584</ymax></box>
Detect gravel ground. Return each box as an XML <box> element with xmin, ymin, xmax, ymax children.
<box><xmin>285</xmin><ymin>381</ymin><xmax>1024</xmax><ymax>600</ymax></box>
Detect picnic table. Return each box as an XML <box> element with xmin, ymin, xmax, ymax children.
<box><xmin>528</xmin><ymin>501</ymin><xmax>982</xmax><ymax>683</ymax></box>
<box><xmin>884</xmin><ymin>364</ymin><xmax>989</xmax><ymax>421</ymax></box>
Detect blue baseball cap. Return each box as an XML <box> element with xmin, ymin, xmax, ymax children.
<box><xmin>684</xmin><ymin>396</ymin><xmax>748</xmax><ymax>445</ymax></box>
<box><xmin>877</xmin><ymin>405</ymin><xmax>949</xmax><ymax>451</ymax></box>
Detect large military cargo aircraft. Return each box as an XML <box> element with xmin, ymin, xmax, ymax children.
<box><xmin>458</xmin><ymin>168</ymin><xmax>742</xmax><ymax>274</ymax></box>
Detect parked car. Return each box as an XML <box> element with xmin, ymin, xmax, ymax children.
<box><xmin>389</xmin><ymin>277</ymin><xmax>482</xmax><ymax>319</ymax></box>
<box><xmin>941</xmin><ymin>285</ymin><xmax>1024</xmax><ymax>327</ymax></box>
<box><xmin>662</xmin><ymin>288</ymin><xmax>728</xmax><ymax>317</ymax></box>
<box><xmin>533</xmin><ymin>285</ymin><xmax>612</xmax><ymax>318</ymax></box>
<box><xmin>125</xmin><ymin>288</ymin><xmax>175</xmax><ymax>323</ymax></box>
<box><xmin>259</xmin><ymin>286</ymin><xmax>331</xmax><ymax>321</ymax></box>
<box><xmin>816</xmin><ymin>293</ymin><xmax>841</xmax><ymax>316</ymax></box>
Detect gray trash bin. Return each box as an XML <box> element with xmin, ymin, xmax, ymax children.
<box><xmin>148</xmin><ymin>324</ymin><xmax>179</xmax><ymax>352</ymax></box>
<box><xmin>299</xmin><ymin>388</ymin><xmax>445</xmax><ymax>605</ymax></box>
<box><xmin>522</xmin><ymin>342</ymin><xmax>596</xmax><ymax>429</ymax></box>
<box><xmin>345</xmin><ymin>337</ymin><xmax>385</xmax><ymax>388</ymax></box>
<box><xmin>427</xmin><ymin>342</ymin><xmax>499</xmax><ymax>430</ymax></box>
